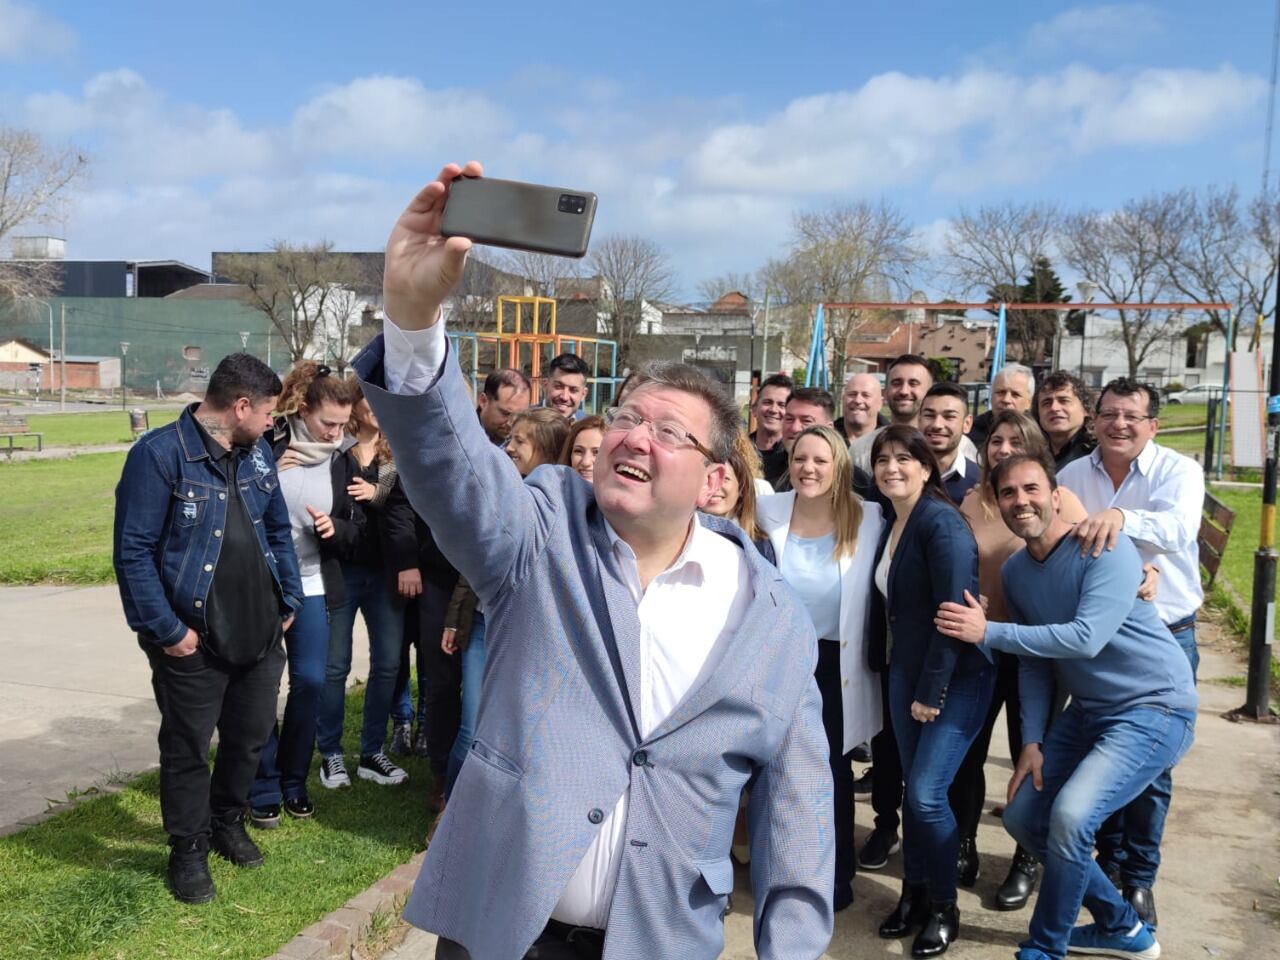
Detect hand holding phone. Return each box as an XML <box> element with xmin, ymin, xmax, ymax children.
<box><xmin>441</xmin><ymin>176</ymin><xmax>597</xmax><ymax>258</ymax></box>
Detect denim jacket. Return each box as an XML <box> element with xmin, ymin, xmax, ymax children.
<box><xmin>113</xmin><ymin>405</ymin><xmax>305</xmax><ymax>647</ymax></box>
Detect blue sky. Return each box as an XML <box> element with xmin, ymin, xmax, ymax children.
<box><xmin>0</xmin><ymin>1</ymin><xmax>1273</xmax><ymax>297</ymax></box>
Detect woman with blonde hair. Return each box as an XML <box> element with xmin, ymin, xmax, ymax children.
<box><xmin>756</xmin><ymin>424</ymin><xmax>884</xmax><ymax>912</ymax></box>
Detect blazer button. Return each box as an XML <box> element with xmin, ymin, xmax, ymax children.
<box><xmin>588</xmin><ymin>808</ymin><xmax>604</xmax><ymax>825</ymax></box>
<box><xmin>632</xmin><ymin>749</ymin><xmax>648</xmax><ymax>767</ymax></box>
<box><xmin>203</xmin><ymin>563</ymin><xmax>213</xmax><ymax>572</ymax></box>
<box><xmin>213</xmin><ymin>529</ymin><xmax>222</xmax><ymax>538</ymax></box>
<box><xmin>218</xmin><ymin>492</ymin><xmax>226</xmax><ymax>500</ymax></box>
<box><xmin>194</xmin><ymin>599</ymin><xmax>203</xmax><ymax>608</ymax></box>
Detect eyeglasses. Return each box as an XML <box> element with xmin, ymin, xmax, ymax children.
<box><xmin>603</xmin><ymin>407</ymin><xmax>719</xmax><ymax>460</ymax></box>
<box><xmin>1095</xmin><ymin>410</ymin><xmax>1155</xmax><ymax>425</ymax></box>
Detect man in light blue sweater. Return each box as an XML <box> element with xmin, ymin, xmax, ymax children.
<box><xmin>935</xmin><ymin>454</ymin><xmax>1196</xmax><ymax>960</ymax></box>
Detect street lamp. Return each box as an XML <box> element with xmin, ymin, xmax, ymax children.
<box><xmin>1076</xmin><ymin>280</ymin><xmax>1098</xmax><ymax>380</ymax></box>
<box><xmin>119</xmin><ymin>341</ymin><xmax>130</xmax><ymax>411</ymax></box>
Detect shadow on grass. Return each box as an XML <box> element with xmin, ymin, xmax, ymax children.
<box><xmin>0</xmin><ymin>688</ymin><xmax>437</xmax><ymax>960</ymax></box>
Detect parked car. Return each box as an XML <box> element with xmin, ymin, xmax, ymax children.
<box><xmin>1165</xmin><ymin>384</ymin><xmax>1228</xmax><ymax>405</ymax></box>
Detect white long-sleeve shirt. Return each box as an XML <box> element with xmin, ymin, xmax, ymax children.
<box><xmin>383</xmin><ymin>316</ymin><xmax>751</xmax><ymax>929</ymax></box>
<box><xmin>1058</xmin><ymin>441</ymin><xmax>1204</xmax><ymax>624</ymax></box>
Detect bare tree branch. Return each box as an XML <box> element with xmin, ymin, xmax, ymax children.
<box><xmin>587</xmin><ymin>234</ymin><xmax>676</xmax><ymax>367</ymax></box>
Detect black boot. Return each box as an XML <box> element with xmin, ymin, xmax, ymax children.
<box><xmin>994</xmin><ymin>846</ymin><xmax>1040</xmax><ymax>911</ymax></box>
<box><xmin>956</xmin><ymin>835</ymin><xmax>980</xmax><ymax>887</ymax></box>
<box><xmin>1123</xmin><ymin>884</ymin><xmax>1158</xmax><ymax>929</ymax></box>
<box><xmin>211</xmin><ymin>810</ymin><xmax>265</xmax><ymax>867</ymax></box>
<box><xmin>911</xmin><ymin>900</ymin><xmax>959</xmax><ymax>958</ymax></box>
<box><xmin>878</xmin><ymin>881</ymin><xmax>929</xmax><ymax>938</ymax></box>
<box><xmin>168</xmin><ymin>835</ymin><xmax>215</xmax><ymax>904</ymax></box>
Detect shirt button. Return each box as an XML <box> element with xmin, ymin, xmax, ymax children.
<box><xmin>889</xmin><ymin>614</ymin><xmax>897</xmax><ymax>623</ymax></box>
<box><xmin>203</xmin><ymin>563</ymin><xmax>213</xmax><ymax>572</ymax></box>
<box><xmin>194</xmin><ymin>599</ymin><xmax>203</xmax><ymax>608</ymax></box>
<box><xmin>588</xmin><ymin>808</ymin><xmax>604</xmax><ymax>824</ymax></box>
<box><xmin>632</xmin><ymin>749</ymin><xmax>648</xmax><ymax>767</ymax></box>
<box><xmin>218</xmin><ymin>492</ymin><xmax>226</xmax><ymax>500</ymax></box>
<box><xmin>213</xmin><ymin>529</ymin><xmax>222</xmax><ymax>538</ymax></box>
<box><xmin>841</xmin><ymin>640</ymin><xmax>848</xmax><ymax>649</ymax></box>
<box><xmin>842</xmin><ymin>679</ymin><xmax>849</xmax><ymax>687</ymax></box>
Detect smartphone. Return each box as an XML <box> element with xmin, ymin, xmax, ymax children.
<box><xmin>441</xmin><ymin>176</ymin><xmax>597</xmax><ymax>258</ymax></box>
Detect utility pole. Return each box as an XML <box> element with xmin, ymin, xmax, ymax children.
<box><xmin>759</xmin><ymin>291</ymin><xmax>771</xmax><ymax>376</ymax></box>
<box><xmin>59</xmin><ymin>303</ymin><xmax>67</xmax><ymax>412</ymax></box>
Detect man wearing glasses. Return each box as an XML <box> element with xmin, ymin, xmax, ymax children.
<box><xmin>352</xmin><ymin>162</ymin><xmax>834</xmax><ymax>960</ymax></box>
<box><xmin>1058</xmin><ymin>377</ymin><xmax>1204</xmax><ymax>931</ymax></box>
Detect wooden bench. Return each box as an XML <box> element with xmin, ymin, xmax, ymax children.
<box><xmin>1200</xmin><ymin>490</ymin><xmax>1236</xmax><ymax>586</ymax></box>
<box><xmin>0</xmin><ymin>415</ymin><xmax>44</xmax><ymax>456</ymax></box>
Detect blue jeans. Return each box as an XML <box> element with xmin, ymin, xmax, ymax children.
<box><xmin>888</xmin><ymin>663</ymin><xmax>995</xmax><ymax>902</ymax></box>
<box><xmin>1095</xmin><ymin>621</ymin><xmax>1198</xmax><ymax>886</ymax></box>
<box><xmin>444</xmin><ymin>612</ymin><xmax>487</xmax><ymax>799</ymax></box>
<box><xmin>250</xmin><ymin>595</ymin><xmax>328</xmax><ymax>806</ymax></box>
<box><xmin>1004</xmin><ymin>701</ymin><xmax>1195</xmax><ymax>959</ymax></box>
<box><xmin>316</xmin><ymin>563</ymin><xmax>404</xmax><ymax>758</ymax></box>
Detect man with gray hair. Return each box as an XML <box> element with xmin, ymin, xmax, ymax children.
<box><xmin>354</xmin><ymin>161</ymin><xmax>834</xmax><ymax>960</ymax></box>
<box><xmin>968</xmin><ymin>363</ymin><xmax>1036</xmax><ymax>448</ymax></box>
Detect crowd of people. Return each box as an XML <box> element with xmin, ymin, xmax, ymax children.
<box><xmin>113</xmin><ymin>165</ymin><xmax>1205</xmax><ymax>960</ymax></box>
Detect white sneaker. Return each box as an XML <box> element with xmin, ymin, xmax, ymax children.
<box><xmin>319</xmin><ymin>753</ymin><xmax>351</xmax><ymax>789</ymax></box>
<box><xmin>357</xmin><ymin>752</ymin><xmax>408</xmax><ymax>786</ymax></box>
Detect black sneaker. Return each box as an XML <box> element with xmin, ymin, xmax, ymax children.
<box><xmin>248</xmin><ymin>804</ymin><xmax>281</xmax><ymax>830</ymax></box>
<box><xmin>858</xmin><ymin>828</ymin><xmax>901</xmax><ymax>870</ymax></box>
<box><xmin>389</xmin><ymin>723</ymin><xmax>413</xmax><ymax>757</ymax></box>
<box><xmin>211</xmin><ymin>812</ymin><xmax>264</xmax><ymax>867</ymax></box>
<box><xmin>851</xmin><ymin>742</ymin><xmax>873</xmax><ymax>764</ymax></box>
<box><xmin>853</xmin><ymin>767</ymin><xmax>874</xmax><ymax>796</ymax></box>
<box><xmin>358</xmin><ymin>751</ymin><xmax>408</xmax><ymax>785</ymax></box>
<box><xmin>283</xmin><ymin>795</ymin><xmax>314</xmax><ymax>819</ymax></box>
<box><xmin>319</xmin><ymin>754</ymin><xmax>351</xmax><ymax>789</ymax></box>
<box><xmin>168</xmin><ymin>835</ymin><xmax>216</xmax><ymax>904</ymax></box>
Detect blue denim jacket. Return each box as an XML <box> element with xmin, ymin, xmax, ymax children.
<box><xmin>113</xmin><ymin>405</ymin><xmax>304</xmax><ymax>647</ymax></box>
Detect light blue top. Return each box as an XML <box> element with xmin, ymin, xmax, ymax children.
<box><xmin>780</xmin><ymin>531</ymin><xmax>842</xmax><ymax>641</ymax></box>
<box><xmin>986</xmin><ymin>532</ymin><xmax>1198</xmax><ymax>744</ymax></box>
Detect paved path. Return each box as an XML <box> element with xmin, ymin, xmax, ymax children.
<box><xmin>384</xmin><ymin>624</ymin><xmax>1279</xmax><ymax>958</ymax></box>
<box><xmin>0</xmin><ymin>584</ymin><xmax>370</xmax><ymax>829</ymax></box>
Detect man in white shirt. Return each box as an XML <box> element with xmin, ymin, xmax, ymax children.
<box><xmin>919</xmin><ymin>382</ymin><xmax>980</xmax><ymax>504</ymax></box>
<box><xmin>1058</xmin><ymin>377</ymin><xmax>1204</xmax><ymax>931</ymax></box>
<box><xmin>355</xmin><ymin>162</ymin><xmax>834</xmax><ymax>960</ymax></box>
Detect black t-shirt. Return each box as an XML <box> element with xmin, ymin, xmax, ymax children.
<box><xmin>196</xmin><ymin>421</ymin><xmax>281</xmax><ymax>665</ymax></box>
<box><xmin>750</xmin><ymin>432</ymin><xmax>789</xmax><ymax>487</ymax></box>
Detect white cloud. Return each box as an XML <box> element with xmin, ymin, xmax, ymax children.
<box><xmin>0</xmin><ymin>0</ymin><xmax>76</xmax><ymax>61</ymax></box>
<box><xmin>1024</xmin><ymin>4</ymin><xmax>1163</xmax><ymax>56</ymax></box>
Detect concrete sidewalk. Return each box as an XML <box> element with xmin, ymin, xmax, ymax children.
<box><xmin>383</xmin><ymin>624</ymin><xmax>1279</xmax><ymax>959</ymax></box>
<box><xmin>0</xmin><ymin>584</ymin><xmax>370</xmax><ymax>829</ymax></box>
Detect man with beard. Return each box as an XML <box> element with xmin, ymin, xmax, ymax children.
<box><xmin>850</xmin><ymin>354</ymin><xmax>976</xmax><ymax>473</ymax></box>
<box><xmin>935</xmin><ymin>453</ymin><xmax>1195</xmax><ymax>960</ymax></box>
<box><xmin>919</xmin><ymin>382</ymin><xmax>980</xmax><ymax>503</ymax></box>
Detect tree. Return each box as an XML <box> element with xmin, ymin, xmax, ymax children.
<box><xmin>495</xmin><ymin>249</ymin><xmax>582</xmax><ymax>298</ymax></box>
<box><xmin>587</xmin><ymin>234</ymin><xmax>676</xmax><ymax>367</ymax></box>
<box><xmin>1062</xmin><ymin>201</ymin><xmax>1179</xmax><ymax>377</ymax></box>
<box><xmin>0</xmin><ymin>127</ymin><xmax>87</xmax><ymax>301</ymax></box>
<box><xmin>217</xmin><ymin>242</ymin><xmax>378</xmax><ymax>369</ymax></box>
<box><xmin>696</xmin><ymin>271</ymin><xmax>760</xmax><ymax>305</ymax></box>
<box><xmin>945</xmin><ymin>202</ymin><xmax>1060</xmax><ymax>362</ymax></box>
<box><xmin>762</xmin><ymin>200</ymin><xmax>922</xmax><ymax>384</ymax></box>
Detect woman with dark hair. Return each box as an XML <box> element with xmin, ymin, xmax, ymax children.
<box><xmin>249</xmin><ymin>362</ymin><xmax>364</xmax><ymax>826</ymax></box>
<box><xmin>315</xmin><ymin>383</ymin><xmax>421</xmax><ymax>792</ymax></box>
<box><xmin>870</xmin><ymin>425</ymin><xmax>993</xmax><ymax>957</ymax></box>
<box><xmin>559</xmin><ymin>415</ymin><xmax>605</xmax><ymax>482</ymax></box>
<box><xmin>756</xmin><ymin>424</ymin><xmax>883</xmax><ymax>912</ymax></box>
<box><xmin>429</xmin><ymin>406</ymin><xmax>569</xmax><ymax>837</ymax></box>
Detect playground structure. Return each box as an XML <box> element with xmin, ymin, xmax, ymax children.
<box><xmin>447</xmin><ymin>296</ymin><xmax>622</xmax><ymax>412</ymax></box>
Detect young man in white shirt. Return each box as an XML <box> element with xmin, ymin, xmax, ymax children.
<box><xmin>1058</xmin><ymin>377</ymin><xmax>1204</xmax><ymax>931</ymax></box>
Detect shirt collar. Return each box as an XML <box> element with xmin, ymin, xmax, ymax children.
<box><xmin>192</xmin><ymin>413</ymin><xmax>236</xmax><ymax>463</ymax></box>
<box><xmin>601</xmin><ymin>514</ymin><xmax>711</xmax><ymax>585</ymax></box>
<box><xmin>941</xmin><ymin>448</ymin><xmax>970</xmax><ymax>480</ymax></box>
<box><xmin>1086</xmin><ymin>438</ymin><xmax>1158</xmax><ymax>477</ymax></box>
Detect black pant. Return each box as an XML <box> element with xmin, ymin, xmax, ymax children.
<box><xmin>949</xmin><ymin>651</ymin><xmax>1021</xmax><ymax>839</ymax></box>
<box><xmin>397</xmin><ymin>575</ymin><xmax>459</xmax><ymax>782</ymax></box>
<box><xmin>144</xmin><ymin>638</ymin><xmax>285</xmax><ymax>839</ymax></box>
<box><xmin>437</xmin><ymin>921</ymin><xmax>606</xmax><ymax>960</ymax></box>
<box><xmin>870</xmin><ymin>668</ymin><xmax>904</xmax><ymax>836</ymax></box>
<box><xmin>814</xmin><ymin>638</ymin><xmax>856</xmax><ymax>888</ymax></box>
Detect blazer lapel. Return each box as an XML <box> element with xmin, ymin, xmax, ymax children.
<box><xmin>885</xmin><ymin>498</ymin><xmax>924</xmax><ymax>609</ymax></box>
<box><xmin>586</xmin><ymin>508</ymin><xmax>643</xmax><ymax>742</ymax></box>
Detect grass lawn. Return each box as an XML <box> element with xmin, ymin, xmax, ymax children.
<box><xmin>0</xmin><ymin>686</ymin><xmax>433</xmax><ymax>960</ymax></box>
<box><xmin>1206</xmin><ymin>484</ymin><xmax>1280</xmax><ymax>683</ymax></box>
<box><xmin>1158</xmin><ymin>402</ymin><xmax>1208</xmax><ymax>429</ymax></box>
<box><xmin>24</xmin><ymin>410</ymin><xmax>181</xmax><ymax>448</ymax></box>
<box><xmin>0</xmin><ymin>452</ymin><xmax>124</xmax><ymax>584</ymax></box>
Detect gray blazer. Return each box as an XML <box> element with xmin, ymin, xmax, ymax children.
<box><xmin>354</xmin><ymin>335</ymin><xmax>834</xmax><ymax>960</ymax></box>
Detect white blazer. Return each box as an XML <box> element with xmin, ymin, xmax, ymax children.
<box><xmin>756</xmin><ymin>491</ymin><xmax>884</xmax><ymax>754</ymax></box>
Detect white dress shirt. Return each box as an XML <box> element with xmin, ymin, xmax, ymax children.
<box><xmin>382</xmin><ymin>316</ymin><xmax>752</xmax><ymax>929</ymax></box>
<box><xmin>1058</xmin><ymin>441</ymin><xmax>1204</xmax><ymax>624</ymax></box>
<box><xmin>850</xmin><ymin>424</ymin><xmax>977</xmax><ymax>475</ymax></box>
